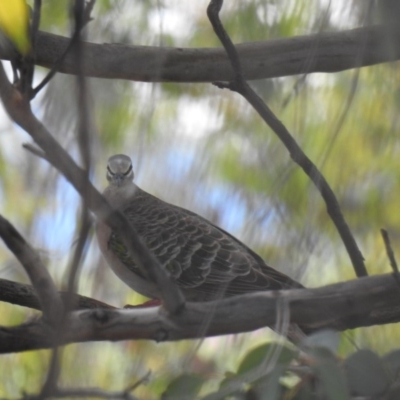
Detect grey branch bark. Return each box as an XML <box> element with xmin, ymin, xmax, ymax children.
<box><xmin>0</xmin><ymin>273</ymin><xmax>399</xmax><ymax>353</ymax></box>
<box><xmin>0</xmin><ymin>25</ymin><xmax>399</xmax><ymax>82</ymax></box>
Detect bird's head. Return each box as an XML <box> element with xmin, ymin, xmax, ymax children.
<box><xmin>106</xmin><ymin>154</ymin><xmax>134</xmax><ymax>187</ymax></box>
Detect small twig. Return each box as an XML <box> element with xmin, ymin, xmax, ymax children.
<box><xmin>30</xmin><ymin>35</ymin><xmax>76</xmax><ymax>97</ymax></box>
<box><xmin>64</xmin><ymin>217</ymin><xmax>92</xmax><ymax>298</ymax></box>
<box><xmin>317</xmin><ymin>69</ymin><xmax>360</xmax><ymax>168</ymax></box>
<box><xmin>19</xmin><ymin>0</ymin><xmax>42</xmax><ymax>96</ymax></box>
<box><xmin>317</xmin><ymin>0</ymin><xmax>374</xmax><ymax>169</ymax></box>
<box><xmin>31</xmin><ymin>0</ymin><xmax>96</xmax><ymax>98</ymax></box>
<box><xmin>23</xmin><ymin>142</ymin><xmax>48</xmax><ymax>159</ymax></box>
<box><xmin>381</xmin><ymin>229</ymin><xmax>399</xmax><ymax>273</ymax></box>
<box><xmin>63</xmin><ymin>0</ymin><xmax>92</xmax><ymax>311</ymax></box>
<box><xmin>0</xmin><ymin>215</ymin><xmax>64</xmax><ymax>325</ymax></box>
<box><xmin>30</xmin><ymin>0</ymin><xmax>42</xmax><ymax>56</ymax></box>
<box><xmin>207</xmin><ymin>0</ymin><xmax>367</xmax><ymax>278</ymax></box>
<box><xmin>124</xmin><ymin>370</ymin><xmax>151</xmax><ymax>394</ymax></box>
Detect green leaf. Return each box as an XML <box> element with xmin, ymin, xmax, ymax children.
<box><xmin>384</xmin><ymin>383</ymin><xmax>400</xmax><ymax>400</ymax></box>
<box><xmin>291</xmin><ymin>380</ymin><xmax>315</xmax><ymax>400</ymax></box>
<box><xmin>344</xmin><ymin>349</ymin><xmax>390</xmax><ymax>396</ymax></box>
<box><xmin>161</xmin><ymin>373</ymin><xmax>205</xmax><ymax>399</ymax></box>
<box><xmin>237</xmin><ymin>343</ymin><xmax>296</xmax><ymax>375</ymax></box>
<box><xmin>308</xmin><ymin>346</ymin><xmax>350</xmax><ymax>400</ymax></box>
<box><xmin>383</xmin><ymin>349</ymin><xmax>400</xmax><ymax>379</ymax></box>
<box><xmin>0</xmin><ymin>0</ymin><xmax>30</xmax><ymax>54</ymax></box>
<box><xmin>251</xmin><ymin>365</ymin><xmax>286</xmax><ymax>400</ymax></box>
<box><xmin>312</xmin><ymin>359</ymin><xmax>350</xmax><ymax>400</ymax></box>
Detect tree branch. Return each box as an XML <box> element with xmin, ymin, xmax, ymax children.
<box><xmin>0</xmin><ymin>274</ymin><xmax>399</xmax><ymax>353</ymax></box>
<box><xmin>0</xmin><ymin>215</ymin><xmax>64</xmax><ymax>324</ymax></box>
<box><xmin>0</xmin><ymin>25</ymin><xmax>399</xmax><ymax>83</ymax></box>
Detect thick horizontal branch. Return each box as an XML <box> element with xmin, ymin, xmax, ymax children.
<box><xmin>1</xmin><ymin>273</ymin><xmax>400</xmax><ymax>353</ymax></box>
<box><xmin>0</xmin><ymin>25</ymin><xmax>399</xmax><ymax>82</ymax></box>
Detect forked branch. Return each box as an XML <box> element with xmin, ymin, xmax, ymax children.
<box><xmin>207</xmin><ymin>0</ymin><xmax>367</xmax><ymax>278</ymax></box>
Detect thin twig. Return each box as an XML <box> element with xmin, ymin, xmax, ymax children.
<box><xmin>381</xmin><ymin>229</ymin><xmax>399</xmax><ymax>273</ymax></box>
<box><xmin>23</xmin><ymin>142</ymin><xmax>48</xmax><ymax>159</ymax></box>
<box><xmin>206</xmin><ymin>0</ymin><xmax>367</xmax><ymax>278</ymax></box>
<box><xmin>31</xmin><ymin>0</ymin><xmax>96</xmax><ymax>98</ymax></box>
<box><xmin>19</xmin><ymin>0</ymin><xmax>42</xmax><ymax>96</ymax></box>
<box><xmin>31</xmin><ymin>34</ymin><xmax>77</xmax><ymax>97</ymax></box>
<box><xmin>64</xmin><ymin>0</ymin><xmax>92</xmax><ymax>308</ymax></box>
<box><xmin>124</xmin><ymin>370</ymin><xmax>151</xmax><ymax>393</ymax></box>
<box><xmin>317</xmin><ymin>0</ymin><xmax>375</xmax><ymax>169</ymax></box>
<box><xmin>318</xmin><ymin>69</ymin><xmax>360</xmax><ymax>168</ymax></box>
<box><xmin>30</xmin><ymin>0</ymin><xmax>42</xmax><ymax>56</ymax></box>
<box><xmin>64</xmin><ymin>217</ymin><xmax>92</xmax><ymax>295</ymax></box>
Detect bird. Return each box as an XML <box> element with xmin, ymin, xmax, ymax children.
<box><xmin>96</xmin><ymin>154</ymin><xmax>302</xmax><ymax>302</ymax></box>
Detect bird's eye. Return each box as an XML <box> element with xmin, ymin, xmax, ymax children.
<box><xmin>107</xmin><ymin>166</ymin><xmax>115</xmax><ymax>175</ymax></box>
<box><xmin>123</xmin><ymin>165</ymin><xmax>133</xmax><ymax>176</ymax></box>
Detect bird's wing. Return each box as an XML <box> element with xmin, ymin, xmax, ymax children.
<box><xmin>109</xmin><ymin>191</ymin><xmax>300</xmax><ymax>298</ymax></box>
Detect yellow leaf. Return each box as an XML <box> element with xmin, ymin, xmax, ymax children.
<box><xmin>0</xmin><ymin>0</ymin><xmax>30</xmax><ymax>54</ymax></box>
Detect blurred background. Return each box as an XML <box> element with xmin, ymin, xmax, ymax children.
<box><xmin>1</xmin><ymin>0</ymin><xmax>400</xmax><ymax>397</ymax></box>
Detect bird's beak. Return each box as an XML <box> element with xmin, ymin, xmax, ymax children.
<box><xmin>112</xmin><ymin>174</ymin><xmax>125</xmax><ymax>186</ymax></box>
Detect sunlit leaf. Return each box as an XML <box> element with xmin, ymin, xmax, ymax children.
<box><xmin>0</xmin><ymin>0</ymin><xmax>30</xmax><ymax>54</ymax></box>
